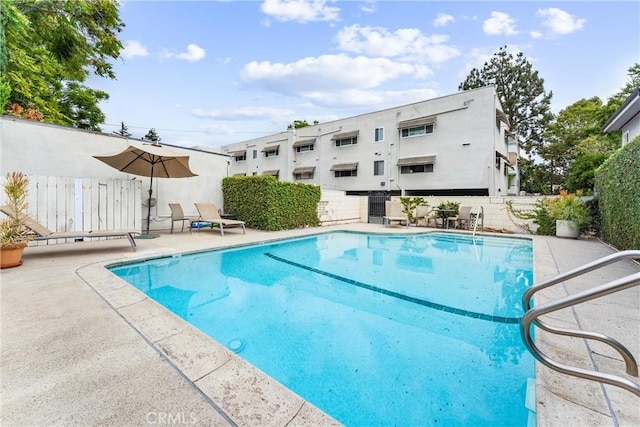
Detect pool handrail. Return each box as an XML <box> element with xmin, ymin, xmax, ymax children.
<box><xmin>520</xmin><ymin>249</ymin><xmax>640</xmax><ymax>396</ymax></box>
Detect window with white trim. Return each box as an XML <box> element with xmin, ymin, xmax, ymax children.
<box><xmin>374</xmin><ymin>127</ymin><xmax>384</xmax><ymax>142</ymax></box>
<box><xmin>295</xmin><ymin>144</ymin><xmax>314</xmax><ymax>153</ymax></box>
<box><xmin>253</xmin><ymin>149</ymin><xmax>257</xmax><ymax>159</ymax></box>
<box><xmin>335</xmin><ymin>136</ymin><xmax>357</xmax><ymax>147</ymax></box>
<box><xmin>264</xmin><ymin>148</ymin><xmax>279</xmax><ymax>158</ymax></box>
<box><xmin>294</xmin><ymin>171</ymin><xmax>314</xmax><ymax>180</ymax></box>
<box><xmin>374</xmin><ymin>160</ymin><xmax>384</xmax><ymax>176</ymax></box>
<box><xmin>234</xmin><ymin>153</ymin><xmax>246</xmax><ymax>162</ymax></box>
<box><xmin>400</xmin><ymin>164</ymin><xmax>433</xmax><ymax>174</ymax></box>
<box><xmin>334</xmin><ymin>170</ymin><xmax>357</xmax><ymax>177</ymax></box>
<box><xmin>400</xmin><ymin>124</ymin><xmax>434</xmax><ymax>138</ymax></box>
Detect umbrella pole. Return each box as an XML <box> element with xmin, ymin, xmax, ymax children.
<box><xmin>137</xmin><ymin>163</ymin><xmax>160</xmax><ymax>239</ymax></box>
<box><xmin>146</xmin><ymin>165</ymin><xmax>153</xmax><ymax>235</ymax></box>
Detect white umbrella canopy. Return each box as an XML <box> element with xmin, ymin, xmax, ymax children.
<box><xmin>93</xmin><ymin>142</ymin><xmax>198</xmax><ymax>236</ymax></box>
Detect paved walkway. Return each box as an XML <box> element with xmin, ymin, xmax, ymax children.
<box><xmin>1</xmin><ymin>224</ymin><xmax>638</xmax><ymax>426</ymax></box>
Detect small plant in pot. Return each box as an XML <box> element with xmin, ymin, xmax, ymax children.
<box><xmin>1</xmin><ymin>172</ymin><xmax>32</xmax><ymax>268</ymax></box>
<box><xmin>548</xmin><ymin>191</ymin><xmax>590</xmax><ymax>239</ymax></box>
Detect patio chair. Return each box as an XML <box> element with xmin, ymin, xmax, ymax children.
<box><xmin>168</xmin><ymin>203</ymin><xmax>199</xmax><ymax>234</ymax></box>
<box><xmin>415</xmin><ymin>205</ymin><xmax>438</xmax><ymax>228</ymax></box>
<box><xmin>0</xmin><ymin>205</ymin><xmax>139</xmax><ymax>251</ymax></box>
<box><xmin>194</xmin><ymin>203</ymin><xmax>246</xmax><ymax>236</ymax></box>
<box><xmin>455</xmin><ymin>206</ymin><xmax>474</xmax><ymax>229</ymax></box>
<box><xmin>383</xmin><ymin>200</ymin><xmax>409</xmax><ymax>228</ymax></box>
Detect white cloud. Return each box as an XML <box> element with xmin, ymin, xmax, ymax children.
<box><xmin>240</xmin><ymin>54</ymin><xmax>416</xmax><ymax>96</ymax></box>
<box><xmin>360</xmin><ymin>0</ymin><xmax>376</xmax><ymax>14</ymax></box>
<box><xmin>162</xmin><ymin>44</ymin><xmax>206</xmax><ymax>62</ymax></box>
<box><xmin>191</xmin><ymin>106</ymin><xmax>294</xmax><ymax>121</ymax></box>
<box><xmin>537</xmin><ymin>8</ymin><xmax>585</xmax><ymax>35</ymax></box>
<box><xmin>176</xmin><ymin>44</ymin><xmax>206</xmax><ymax>62</ymax></box>
<box><xmin>335</xmin><ymin>25</ymin><xmax>459</xmax><ymax>63</ymax></box>
<box><xmin>483</xmin><ymin>11</ymin><xmax>518</xmax><ymax>36</ymax></box>
<box><xmin>434</xmin><ymin>13</ymin><xmax>454</xmax><ymax>28</ymax></box>
<box><xmin>530</xmin><ymin>30</ymin><xmax>543</xmax><ymax>39</ymax></box>
<box><xmin>260</xmin><ymin>0</ymin><xmax>340</xmax><ymax>23</ymax></box>
<box><xmin>303</xmin><ymin>87</ymin><xmax>440</xmax><ymax>109</ymax></box>
<box><xmin>121</xmin><ymin>40</ymin><xmax>148</xmax><ymax>59</ymax></box>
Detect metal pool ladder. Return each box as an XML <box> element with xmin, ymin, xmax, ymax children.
<box><xmin>520</xmin><ymin>250</ymin><xmax>640</xmax><ymax>396</ymax></box>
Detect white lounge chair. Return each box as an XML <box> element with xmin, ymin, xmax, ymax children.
<box><xmin>194</xmin><ymin>203</ymin><xmax>246</xmax><ymax>236</ymax></box>
<box><xmin>383</xmin><ymin>200</ymin><xmax>409</xmax><ymax>228</ymax></box>
<box><xmin>0</xmin><ymin>205</ymin><xmax>139</xmax><ymax>251</ymax></box>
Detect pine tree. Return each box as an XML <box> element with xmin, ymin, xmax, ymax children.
<box><xmin>459</xmin><ymin>46</ymin><xmax>553</xmax><ymax>158</ymax></box>
<box><xmin>113</xmin><ymin>122</ymin><xmax>132</xmax><ymax>137</ymax></box>
<box><xmin>143</xmin><ymin>128</ymin><xmax>161</xmax><ymax>143</ymax></box>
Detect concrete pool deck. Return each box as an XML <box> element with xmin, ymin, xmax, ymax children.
<box><xmin>1</xmin><ymin>224</ymin><xmax>638</xmax><ymax>426</ymax></box>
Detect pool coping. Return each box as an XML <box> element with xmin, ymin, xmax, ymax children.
<box><xmin>69</xmin><ymin>226</ymin><xmax>639</xmax><ymax>426</ymax></box>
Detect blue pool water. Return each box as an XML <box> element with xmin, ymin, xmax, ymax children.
<box><xmin>110</xmin><ymin>231</ymin><xmax>535</xmax><ymax>426</ymax></box>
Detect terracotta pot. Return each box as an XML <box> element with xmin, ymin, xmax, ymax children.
<box><xmin>0</xmin><ymin>243</ymin><xmax>27</xmax><ymax>269</ymax></box>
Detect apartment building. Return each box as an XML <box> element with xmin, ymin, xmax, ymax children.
<box><xmin>221</xmin><ymin>86</ymin><xmax>519</xmax><ymax>196</ymax></box>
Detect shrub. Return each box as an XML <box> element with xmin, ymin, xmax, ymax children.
<box><xmin>595</xmin><ymin>137</ymin><xmax>640</xmax><ymax>250</ymax></box>
<box><xmin>222</xmin><ymin>175</ymin><xmax>321</xmax><ymax>231</ymax></box>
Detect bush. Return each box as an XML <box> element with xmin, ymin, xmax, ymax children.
<box><xmin>222</xmin><ymin>175</ymin><xmax>321</xmax><ymax>231</ymax></box>
<box><xmin>506</xmin><ymin>193</ymin><xmax>590</xmax><ymax>236</ymax></box>
<box><xmin>595</xmin><ymin>137</ymin><xmax>640</xmax><ymax>250</ymax></box>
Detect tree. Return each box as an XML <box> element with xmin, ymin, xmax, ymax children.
<box><xmin>287</xmin><ymin>119</ymin><xmax>319</xmax><ymax>129</ymax></box>
<box><xmin>539</xmin><ymin>97</ymin><xmax>616</xmax><ymax>185</ymax></box>
<box><xmin>459</xmin><ymin>46</ymin><xmax>554</xmax><ymax>158</ymax></box>
<box><xmin>601</xmin><ymin>63</ymin><xmax>640</xmax><ymax>122</ymax></box>
<box><xmin>144</xmin><ymin>128</ymin><xmax>161</xmax><ymax>143</ymax></box>
<box><xmin>3</xmin><ymin>0</ymin><xmax>124</xmax><ymax>128</ymax></box>
<box><xmin>564</xmin><ymin>152</ymin><xmax>607</xmax><ymax>193</ymax></box>
<box><xmin>59</xmin><ymin>82</ymin><xmax>109</xmax><ymax>131</ymax></box>
<box><xmin>113</xmin><ymin>122</ymin><xmax>132</xmax><ymax>138</ymax></box>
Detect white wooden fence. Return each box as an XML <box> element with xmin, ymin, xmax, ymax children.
<box><xmin>23</xmin><ymin>176</ymin><xmax>142</xmax><ymax>246</ymax></box>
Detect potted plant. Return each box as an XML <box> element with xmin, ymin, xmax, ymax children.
<box><xmin>548</xmin><ymin>191</ymin><xmax>590</xmax><ymax>239</ymax></box>
<box><xmin>1</xmin><ymin>172</ymin><xmax>32</xmax><ymax>268</ymax></box>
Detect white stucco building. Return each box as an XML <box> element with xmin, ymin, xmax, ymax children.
<box><xmin>221</xmin><ymin>86</ymin><xmax>519</xmax><ymax>197</ymax></box>
<box><xmin>602</xmin><ymin>87</ymin><xmax>640</xmax><ymax>145</ymax></box>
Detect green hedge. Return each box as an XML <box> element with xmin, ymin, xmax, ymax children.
<box><xmin>594</xmin><ymin>137</ymin><xmax>640</xmax><ymax>250</ymax></box>
<box><xmin>222</xmin><ymin>175</ymin><xmax>321</xmax><ymax>231</ymax></box>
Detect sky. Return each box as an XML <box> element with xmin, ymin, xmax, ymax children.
<box><xmin>93</xmin><ymin>0</ymin><xmax>640</xmax><ymax>149</ymax></box>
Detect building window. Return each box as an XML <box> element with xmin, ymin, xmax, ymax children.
<box><xmin>374</xmin><ymin>160</ymin><xmax>384</xmax><ymax>176</ymax></box>
<box><xmin>234</xmin><ymin>153</ymin><xmax>246</xmax><ymax>162</ymax></box>
<box><xmin>335</xmin><ymin>136</ymin><xmax>357</xmax><ymax>147</ymax></box>
<box><xmin>374</xmin><ymin>127</ymin><xmax>384</xmax><ymax>142</ymax></box>
<box><xmin>335</xmin><ymin>169</ymin><xmax>357</xmax><ymax>177</ymax></box>
<box><xmin>295</xmin><ymin>144</ymin><xmax>314</xmax><ymax>153</ymax></box>
<box><xmin>294</xmin><ymin>171</ymin><xmax>314</xmax><ymax>180</ymax></box>
<box><xmin>264</xmin><ymin>149</ymin><xmax>279</xmax><ymax>158</ymax></box>
<box><xmin>623</xmin><ymin>131</ymin><xmax>630</xmax><ymax>145</ymax></box>
<box><xmin>253</xmin><ymin>149</ymin><xmax>257</xmax><ymax>159</ymax></box>
<box><xmin>400</xmin><ymin>124</ymin><xmax>434</xmax><ymax>138</ymax></box>
<box><xmin>400</xmin><ymin>164</ymin><xmax>433</xmax><ymax>174</ymax></box>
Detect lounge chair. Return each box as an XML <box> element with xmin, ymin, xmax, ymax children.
<box><xmin>383</xmin><ymin>200</ymin><xmax>409</xmax><ymax>228</ymax></box>
<box><xmin>194</xmin><ymin>203</ymin><xmax>246</xmax><ymax>236</ymax></box>
<box><xmin>0</xmin><ymin>205</ymin><xmax>139</xmax><ymax>251</ymax></box>
<box><xmin>168</xmin><ymin>203</ymin><xmax>200</xmax><ymax>234</ymax></box>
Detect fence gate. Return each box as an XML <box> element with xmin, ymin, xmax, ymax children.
<box><xmin>368</xmin><ymin>191</ymin><xmax>391</xmax><ymax>224</ymax></box>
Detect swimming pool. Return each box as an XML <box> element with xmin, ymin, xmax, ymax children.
<box><xmin>110</xmin><ymin>231</ymin><xmax>535</xmax><ymax>426</ymax></box>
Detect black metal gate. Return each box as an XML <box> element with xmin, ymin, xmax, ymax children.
<box><xmin>368</xmin><ymin>191</ymin><xmax>391</xmax><ymax>224</ymax></box>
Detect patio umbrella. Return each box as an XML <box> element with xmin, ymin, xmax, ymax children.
<box><xmin>93</xmin><ymin>142</ymin><xmax>198</xmax><ymax>236</ymax></box>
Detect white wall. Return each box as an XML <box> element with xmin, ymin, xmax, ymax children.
<box><xmin>318</xmin><ymin>190</ymin><xmax>364</xmax><ymax>225</ymax></box>
<box><xmin>1</xmin><ymin>116</ymin><xmax>230</xmax><ymax>231</ymax></box>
